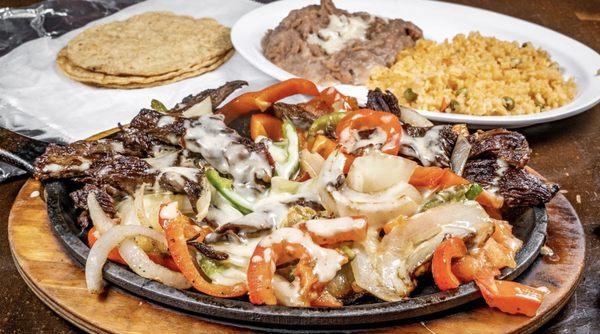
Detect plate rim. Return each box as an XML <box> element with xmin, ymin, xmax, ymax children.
<box><xmin>231</xmin><ymin>0</ymin><xmax>600</xmax><ymax>128</ymax></box>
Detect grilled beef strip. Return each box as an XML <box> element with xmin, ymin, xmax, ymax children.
<box><xmin>365</xmin><ymin>88</ymin><xmax>402</xmax><ymax>117</ymax></box>
<box><xmin>172</xmin><ymin>80</ymin><xmax>248</xmax><ymax>114</ymax></box>
<box><xmin>130</xmin><ymin>109</ymin><xmax>187</xmax><ymax>140</ymax></box>
<box><xmin>114</xmin><ymin>126</ymin><xmax>165</xmax><ymax>157</ymax></box>
<box><xmin>158</xmin><ymin>168</ymin><xmax>206</xmax><ymax>208</ymax></box>
<box><xmin>77</xmin><ymin>155</ymin><xmax>158</xmax><ymax>194</ymax></box>
<box><xmin>34</xmin><ymin>140</ymin><xmax>126</xmax><ymax>181</ymax></box>
<box><xmin>130</xmin><ymin>109</ymin><xmax>273</xmax><ymax>187</ymax></box>
<box><xmin>70</xmin><ymin>183</ymin><xmax>118</xmax><ymax>215</ymax></box>
<box><xmin>463</xmin><ymin>159</ymin><xmax>559</xmax><ymax>207</ymax></box>
<box><xmin>468</xmin><ymin>129</ymin><xmax>531</xmax><ymax>168</ymax></box>
<box><xmin>272</xmin><ymin>102</ymin><xmax>317</xmax><ymax>131</ymax></box>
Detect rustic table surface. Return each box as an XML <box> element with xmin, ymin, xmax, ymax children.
<box><xmin>0</xmin><ymin>0</ymin><xmax>598</xmax><ymax>333</ymax></box>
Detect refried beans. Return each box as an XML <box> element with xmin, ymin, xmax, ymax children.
<box><xmin>262</xmin><ymin>0</ymin><xmax>423</xmax><ymax>85</ymax></box>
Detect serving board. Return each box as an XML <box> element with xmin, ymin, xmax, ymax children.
<box><xmin>8</xmin><ymin>179</ymin><xmax>585</xmax><ymax>333</ymax></box>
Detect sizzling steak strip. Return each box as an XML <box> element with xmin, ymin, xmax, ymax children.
<box><xmin>114</xmin><ymin>126</ymin><xmax>164</xmax><ymax>157</ymax></box>
<box><xmin>78</xmin><ymin>155</ymin><xmax>158</xmax><ymax>194</ymax></box>
<box><xmin>468</xmin><ymin>129</ymin><xmax>530</xmax><ymax>168</ymax></box>
<box><xmin>130</xmin><ymin>109</ymin><xmax>273</xmax><ymax>197</ymax></box>
<box><xmin>34</xmin><ymin>140</ymin><xmax>127</xmax><ymax>180</ymax></box>
<box><xmin>463</xmin><ymin>159</ymin><xmax>558</xmax><ymax>207</ymax></box>
<box><xmin>70</xmin><ymin>184</ymin><xmax>118</xmax><ymax>215</ymax></box>
<box><xmin>365</xmin><ymin>88</ymin><xmax>401</xmax><ymax>117</ymax></box>
<box><xmin>33</xmin><ymin>130</ymin><xmax>180</xmax><ymax>181</ymax></box>
<box><xmin>272</xmin><ymin>102</ymin><xmax>317</xmax><ymax>131</ymax></box>
<box><xmin>172</xmin><ymin>80</ymin><xmax>248</xmax><ymax>114</ymax></box>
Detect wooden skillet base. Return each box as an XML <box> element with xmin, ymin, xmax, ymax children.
<box><xmin>8</xmin><ymin>180</ymin><xmax>585</xmax><ymax>333</ymax></box>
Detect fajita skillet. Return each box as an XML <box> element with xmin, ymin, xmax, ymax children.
<box><xmin>0</xmin><ymin>126</ymin><xmax>547</xmax><ymax>329</ymax></box>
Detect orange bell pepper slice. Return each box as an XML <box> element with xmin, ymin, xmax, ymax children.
<box><xmin>219</xmin><ymin>78</ymin><xmax>319</xmax><ymax>124</ymax></box>
<box><xmin>408</xmin><ymin>166</ymin><xmax>447</xmax><ymax>188</ymax></box>
<box><xmin>409</xmin><ymin>166</ymin><xmax>503</xmax><ymax>209</ymax></box>
<box><xmin>432</xmin><ymin>237</ymin><xmax>468</xmax><ymax>290</ymax></box>
<box><xmin>161</xmin><ymin>206</ymin><xmax>247</xmax><ymax>298</ymax></box>
<box><xmin>474</xmin><ymin>270</ymin><xmax>544</xmax><ymax>317</ymax></box>
<box><xmin>310</xmin><ymin>134</ymin><xmax>338</xmax><ymax>158</ymax></box>
<box><xmin>250</xmin><ymin>113</ymin><xmax>284</xmax><ymax>141</ymax></box>
<box><xmin>336</xmin><ymin>109</ymin><xmax>402</xmax><ymax>156</ymax></box>
<box><xmin>309</xmin><ymin>134</ymin><xmax>354</xmax><ymax>173</ymax></box>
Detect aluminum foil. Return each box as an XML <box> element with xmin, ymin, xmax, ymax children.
<box><xmin>0</xmin><ymin>0</ymin><xmax>140</xmax><ymax>182</ymax></box>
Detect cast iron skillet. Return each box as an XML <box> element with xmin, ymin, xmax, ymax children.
<box><xmin>0</xmin><ymin>127</ymin><xmax>547</xmax><ymax>329</ymax></box>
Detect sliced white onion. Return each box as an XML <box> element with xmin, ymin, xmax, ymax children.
<box><xmin>118</xmin><ymin>239</ymin><xmax>191</xmax><ymax>289</ymax></box>
<box><xmin>271</xmin><ymin>176</ymin><xmax>301</xmax><ymax>194</ymax></box>
<box><xmin>195</xmin><ymin>180</ymin><xmax>211</xmax><ymax>222</ymax></box>
<box><xmin>87</xmin><ymin>199</ymin><xmax>191</xmax><ymax>293</ymax></box>
<box><xmin>352</xmin><ymin>202</ymin><xmax>493</xmax><ymax>301</ymax></box>
<box><xmin>399</xmin><ymin>105</ymin><xmax>434</xmax><ymax>127</ymax></box>
<box><xmin>87</xmin><ymin>193</ymin><xmax>115</xmax><ymax>233</ymax></box>
<box><xmin>144</xmin><ymin>150</ymin><xmax>179</xmax><ymax>170</ymax></box>
<box><xmin>86</xmin><ymin>225</ymin><xmax>191</xmax><ymax>293</ymax></box>
<box><xmin>318</xmin><ymin>151</ymin><xmax>422</xmax><ymax>228</ymax></box>
<box><xmin>182</xmin><ymin>97</ymin><xmax>212</xmax><ymax>118</ymax></box>
<box><xmin>450</xmin><ymin>134</ymin><xmax>472</xmax><ymax>176</ymax></box>
<box><xmin>300</xmin><ymin>149</ymin><xmax>325</xmax><ymax>179</ymax></box>
<box><xmin>346</xmin><ymin>150</ymin><xmax>417</xmax><ymax>193</ymax></box>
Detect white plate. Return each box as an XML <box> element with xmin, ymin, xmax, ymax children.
<box><xmin>232</xmin><ymin>0</ymin><xmax>600</xmax><ymax>128</ymax></box>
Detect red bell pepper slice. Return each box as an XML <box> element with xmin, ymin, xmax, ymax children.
<box><xmin>162</xmin><ymin>207</ymin><xmax>247</xmax><ymax>298</ymax></box>
<box><xmin>301</xmin><ymin>86</ymin><xmax>358</xmax><ymax>116</ymax></box>
<box><xmin>335</xmin><ymin>109</ymin><xmax>402</xmax><ymax>156</ymax></box>
<box><xmin>432</xmin><ymin>237</ymin><xmax>468</xmax><ymax>290</ymax></box>
<box><xmin>219</xmin><ymin>78</ymin><xmax>319</xmax><ymax>123</ymax></box>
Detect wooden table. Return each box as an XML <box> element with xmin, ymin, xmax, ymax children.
<box><xmin>0</xmin><ymin>0</ymin><xmax>598</xmax><ymax>333</ymax></box>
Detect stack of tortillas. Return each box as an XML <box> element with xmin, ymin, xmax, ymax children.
<box><xmin>57</xmin><ymin>12</ymin><xmax>234</xmax><ymax>89</ymax></box>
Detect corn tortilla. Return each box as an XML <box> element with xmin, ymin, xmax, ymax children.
<box><xmin>65</xmin><ymin>12</ymin><xmax>232</xmax><ymax>77</ymax></box>
<box><xmin>58</xmin><ymin>49</ymin><xmax>234</xmax><ymax>89</ymax></box>
<box><xmin>56</xmin><ymin>48</ymin><xmax>230</xmax><ymax>85</ymax></box>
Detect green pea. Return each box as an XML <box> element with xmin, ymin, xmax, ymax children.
<box><xmin>502</xmin><ymin>97</ymin><xmax>515</xmax><ymax>111</ymax></box>
<box><xmin>403</xmin><ymin>88</ymin><xmax>418</xmax><ymax>102</ymax></box>
<box><xmin>449</xmin><ymin>99</ymin><xmax>460</xmax><ymax>112</ymax></box>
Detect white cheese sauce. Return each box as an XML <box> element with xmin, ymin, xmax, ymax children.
<box><xmin>307</xmin><ymin>14</ymin><xmax>370</xmax><ymax>55</ymax></box>
<box><xmin>489</xmin><ymin>158</ymin><xmax>509</xmax><ymax>194</ymax></box>
<box><xmin>271</xmin><ymin>275</ymin><xmax>305</xmax><ymax>307</ymax></box>
<box><xmin>259</xmin><ymin>228</ymin><xmax>345</xmax><ymax>283</ymax></box>
<box><xmin>400</xmin><ymin>126</ymin><xmax>444</xmax><ymax>167</ymax></box>
<box><xmin>305</xmin><ymin>217</ymin><xmax>366</xmax><ymax>238</ymax></box>
<box><xmin>182</xmin><ymin>114</ymin><xmax>272</xmax><ymax>200</ymax></box>
<box><xmin>340</xmin><ymin>127</ymin><xmax>387</xmax><ymax>154</ymax></box>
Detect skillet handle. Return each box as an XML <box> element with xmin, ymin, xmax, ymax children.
<box><xmin>0</xmin><ymin>127</ymin><xmax>49</xmax><ymax>174</ymax></box>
